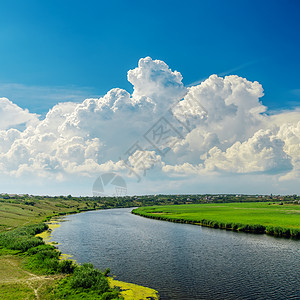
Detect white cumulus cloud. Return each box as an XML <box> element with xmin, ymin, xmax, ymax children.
<box><xmin>0</xmin><ymin>56</ymin><xmax>299</xmax><ymax>191</ymax></box>
<box><xmin>0</xmin><ymin>97</ymin><xmax>39</xmax><ymax>130</ymax></box>
<box><xmin>204</xmin><ymin>129</ymin><xmax>292</xmax><ymax>173</ymax></box>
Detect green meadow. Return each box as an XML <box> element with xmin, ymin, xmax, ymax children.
<box><xmin>0</xmin><ymin>196</ymin><xmax>104</xmax><ymax>232</ymax></box>
<box><xmin>0</xmin><ymin>196</ymin><xmax>159</xmax><ymax>299</ymax></box>
<box><xmin>132</xmin><ymin>202</ymin><xmax>300</xmax><ymax>238</ymax></box>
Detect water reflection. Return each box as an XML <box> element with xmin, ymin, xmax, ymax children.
<box><xmin>51</xmin><ymin>208</ymin><xmax>300</xmax><ymax>300</ymax></box>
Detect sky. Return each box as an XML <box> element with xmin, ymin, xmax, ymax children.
<box><xmin>0</xmin><ymin>0</ymin><xmax>299</xmax><ymax>195</ymax></box>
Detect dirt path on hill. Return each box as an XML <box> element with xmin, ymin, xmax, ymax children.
<box><xmin>0</xmin><ymin>255</ymin><xmax>61</xmax><ymax>300</ymax></box>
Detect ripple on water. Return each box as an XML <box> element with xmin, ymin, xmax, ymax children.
<box><xmin>51</xmin><ymin>208</ymin><xmax>300</xmax><ymax>300</ymax></box>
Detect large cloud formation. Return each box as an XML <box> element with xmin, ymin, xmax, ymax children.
<box><xmin>0</xmin><ymin>57</ymin><xmax>299</xmax><ymax>185</ymax></box>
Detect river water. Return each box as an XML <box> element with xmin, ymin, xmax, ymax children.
<box><xmin>51</xmin><ymin>208</ymin><xmax>300</xmax><ymax>300</ymax></box>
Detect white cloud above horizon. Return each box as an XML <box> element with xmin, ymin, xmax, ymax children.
<box><xmin>0</xmin><ymin>57</ymin><xmax>300</xmax><ymax>195</ymax></box>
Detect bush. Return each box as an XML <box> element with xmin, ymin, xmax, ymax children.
<box><xmin>26</xmin><ymin>244</ymin><xmax>76</xmax><ymax>275</ymax></box>
<box><xmin>26</xmin><ymin>249</ymin><xmax>60</xmax><ymax>274</ymax></box>
<box><xmin>0</xmin><ymin>223</ymin><xmax>47</xmax><ymax>251</ymax></box>
<box><xmin>103</xmin><ymin>268</ymin><xmax>111</xmax><ymax>277</ymax></box>
<box><xmin>53</xmin><ymin>263</ymin><xmax>123</xmax><ymax>299</ymax></box>
<box><xmin>70</xmin><ymin>263</ymin><xmax>110</xmax><ymax>290</ymax></box>
<box><xmin>27</xmin><ymin>244</ymin><xmax>56</xmax><ymax>255</ymax></box>
<box><xmin>58</xmin><ymin>259</ymin><xmax>76</xmax><ymax>274</ymax></box>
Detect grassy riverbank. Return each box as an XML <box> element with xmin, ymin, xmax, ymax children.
<box><xmin>0</xmin><ymin>223</ymin><xmax>124</xmax><ymax>299</ymax></box>
<box><xmin>1</xmin><ymin>193</ymin><xmax>298</xmax><ymax>233</ymax></box>
<box><xmin>0</xmin><ymin>197</ymin><xmax>159</xmax><ymax>299</ymax></box>
<box><xmin>132</xmin><ymin>202</ymin><xmax>300</xmax><ymax>239</ymax></box>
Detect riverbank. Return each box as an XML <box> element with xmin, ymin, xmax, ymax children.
<box><xmin>38</xmin><ymin>215</ymin><xmax>160</xmax><ymax>299</ymax></box>
<box><xmin>0</xmin><ymin>202</ymin><xmax>160</xmax><ymax>299</ymax></box>
<box><xmin>109</xmin><ymin>278</ymin><xmax>159</xmax><ymax>299</ymax></box>
<box><xmin>132</xmin><ymin>202</ymin><xmax>300</xmax><ymax>239</ymax></box>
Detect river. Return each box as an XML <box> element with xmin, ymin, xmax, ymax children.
<box><xmin>51</xmin><ymin>208</ymin><xmax>300</xmax><ymax>300</ymax></box>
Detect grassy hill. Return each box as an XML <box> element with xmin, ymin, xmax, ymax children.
<box><xmin>0</xmin><ymin>196</ymin><xmax>159</xmax><ymax>299</ymax></box>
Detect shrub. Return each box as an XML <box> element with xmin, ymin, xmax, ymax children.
<box><xmin>58</xmin><ymin>259</ymin><xmax>76</xmax><ymax>274</ymax></box>
<box><xmin>26</xmin><ymin>250</ymin><xmax>60</xmax><ymax>274</ymax></box>
<box><xmin>103</xmin><ymin>268</ymin><xmax>111</xmax><ymax>277</ymax></box>
<box><xmin>53</xmin><ymin>263</ymin><xmax>122</xmax><ymax>299</ymax></box>
<box><xmin>27</xmin><ymin>244</ymin><xmax>56</xmax><ymax>255</ymax></box>
<box><xmin>26</xmin><ymin>244</ymin><xmax>76</xmax><ymax>275</ymax></box>
<box><xmin>70</xmin><ymin>263</ymin><xmax>110</xmax><ymax>290</ymax></box>
<box><xmin>0</xmin><ymin>223</ymin><xmax>47</xmax><ymax>251</ymax></box>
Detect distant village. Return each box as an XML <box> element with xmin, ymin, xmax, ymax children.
<box><xmin>1</xmin><ymin>193</ymin><xmax>299</xmax><ymax>206</ymax></box>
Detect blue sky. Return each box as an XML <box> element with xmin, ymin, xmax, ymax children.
<box><xmin>0</xmin><ymin>0</ymin><xmax>300</xmax><ymax>195</ymax></box>
<box><xmin>1</xmin><ymin>0</ymin><xmax>299</xmax><ymax>112</ymax></box>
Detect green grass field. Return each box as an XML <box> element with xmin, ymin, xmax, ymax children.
<box><xmin>133</xmin><ymin>202</ymin><xmax>300</xmax><ymax>238</ymax></box>
<box><xmin>0</xmin><ymin>198</ymin><xmax>100</xmax><ymax>232</ymax></box>
<box><xmin>0</xmin><ymin>196</ymin><xmax>159</xmax><ymax>299</ymax></box>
